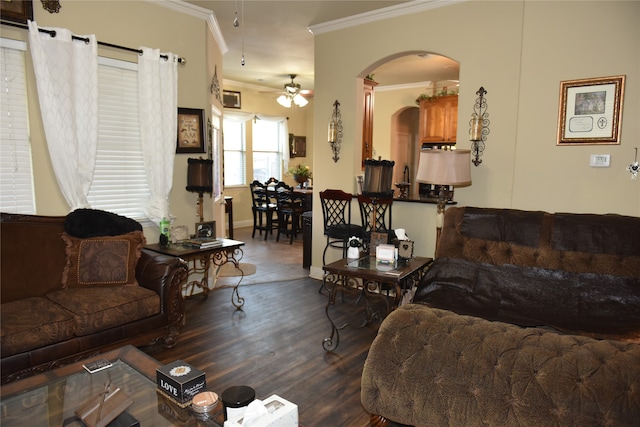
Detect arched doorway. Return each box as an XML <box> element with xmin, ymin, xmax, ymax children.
<box><xmin>391</xmin><ymin>106</ymin><xmax>420</xmax><ymax>197</ymax></box>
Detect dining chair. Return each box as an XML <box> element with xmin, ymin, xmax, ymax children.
<box><xmin>249</xmin><ymin>180</ymin><xmax>277</xmax><ymax>240</ymax></box>
<box><xmin>319</xmin><ymin>189</ymin><xmax>364</xmax><ymax>265</ymax></box>
<box><xmin>274</xmin><ymin>182</ymin><xmax>305</xmax><ymax>244</ymax></box>
<box><xmin>357</xmin><ymin>194</ymin><xmax>394</xmax><ymax>248</ymax></box>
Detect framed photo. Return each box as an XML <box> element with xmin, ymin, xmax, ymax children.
<box><xmin>1</xmin><ymin>0</ymin><xmax>34</xmax><ymax>24</ymax></box>
<box><xmin>223</xmin><ymin>90</ymin><xmax>241</xmax><ymax>109</ymax></box>
<box><xmin>195</xmin><ymin>221</ymin><xmax>216</xmax><ymax>238</ymax></box>
<box><xmin>176</xmin><ymin>108</ymin><xmax>205</xmax><ymax>153</ymax></box>
<box><xmin>293</xmin><ymin>136</ymin><xmax>307</xmax><ymax>157</ymax></box>
<box><xmin>557</xmin><ymin>75</ymin><xmax>625</xmax><ymax>145</ymax></box>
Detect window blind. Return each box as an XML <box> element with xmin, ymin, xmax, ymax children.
<box><xmin>252</xmin><ymin>120</ymin><xmax>282</xmax><ymax>182</ymax></box>
<box><xmin>223</xmin><ymin>119</ymin><xmax>246</xmax><ymax>186</ymax></box>
<box><xmin>87</xmin><ymin>57</ymin><xmax>150</xmax><ymax>220</ymax></box>
<box><xmin>0</xmin><ymin>39</ymin><xmax>35</xmax><ymax>214</ymax></box>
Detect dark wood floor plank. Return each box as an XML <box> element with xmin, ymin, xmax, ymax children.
<box><xmin>144</xmin><ymin>276</ymin><xmax>379</xmax><ymax>427</ymax></box>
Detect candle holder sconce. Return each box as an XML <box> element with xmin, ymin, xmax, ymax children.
<box><xmin>469</xmin><ymin>87</ymin><xmax>489</xmax><ymax>166</ymax></box>
<box><xmin>328</xmin><ymin>100</ymin><xmax>342</xmax><ymax>163</ymax></box>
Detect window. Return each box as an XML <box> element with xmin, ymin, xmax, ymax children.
<box><xmin>252</xmin><ymin>120</ymin><xmax>283</xmax><ymax>182</ymax></box>
<box><xmin>87</xmin><ymin>57</ymin><xmax>150</xmax><ymax>220</ymax></box>
<box><xmin>0</xmin><ymin>39</ymin><xmax>35</xmax><ymax>214</ymax></box>
<box><xmin>222</xmin><ymin>119</ymin><xmax>246</xmax><ymax>186</ymax></box>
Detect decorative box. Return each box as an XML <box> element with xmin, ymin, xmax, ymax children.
<box><xmin>223</xmin><ymin>394</ymin><xmax>298</xmax><ymax>427</ymax></box>
<box><xmin>156</xmin><ymin>361</ymin><xmax>206</xmax><ymax>406</ymax></box>
<box><xmin>397</xmin><ymin>240</ymin><xmax>414</xmax><ymax>260</ymax></box>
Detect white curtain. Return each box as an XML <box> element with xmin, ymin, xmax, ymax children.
<box><xmin>224</xmin><ymin>110</ymin><xmax>290</xmax><ymax>170</ymax></box>
<box><xmin>138</xmin><ymin>47</ymin><xmax>178</xmax><ymax>225</ymax></box>
<box><xmin>255</xmin><ymin>113</ymin><xmax>289</xmax><ymax>167</ymax></box>
<box><xmin>28</xmin><ymin>21</ymin><xmax>98</xmax><ymax>211</ymax></box>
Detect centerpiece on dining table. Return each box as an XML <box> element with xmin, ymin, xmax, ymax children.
<box><xmin>287</xmin><ymin>164</ymin><xmax>312</xmax><ymax>188</ymax></box>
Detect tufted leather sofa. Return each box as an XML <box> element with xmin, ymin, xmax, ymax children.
<box><xmin>361</xmin><ymin>207</ymin><xmax>640</xmax><ymax>426</ymax></box>
<box><xmin>0</xmin><ymin>212</ymin><xmax>188</xmax><ymax>384</ymax></box>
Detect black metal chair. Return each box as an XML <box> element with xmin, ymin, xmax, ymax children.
<box><xmin>319</xmin><ymin>189</ymin><xmax>364</xmax><ymax>265</ymax></box>
<box><xmin>274</xmin><ymin>182</ymin><xmax>304</xmax><ymax>244</ymax></box>
<box><xmin>249</xmin><ymin>180</ymin><xmax>277</xmax><ymax>240</ymax></box>
<box><xmin>357</xmin><ymin>194</ymin><xmax>394</xmax><ymax>249</ymax></box>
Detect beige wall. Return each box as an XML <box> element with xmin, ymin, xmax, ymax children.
<box><xmin>221</xmin><ymin>81</ymin><xmax>313</xmax><ymax>229</ymax></box>
<box><xmin>310</xmin><ymin>0</ymin><xmax>639</xmax><ymax>276</ymax></box>
<box><xmin>2</xmin><ymin>0</ymin><xmax>223</xmax><ymax>242</ymax></box>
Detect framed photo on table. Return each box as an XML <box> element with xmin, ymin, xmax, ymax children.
<box><xmin>557</xmin><ymin>75</ymin><xmax>625</xmax><ymax>145</ymax></box>
<box><xmin>195</xmin><ymin>221</ymin><xmax>216</xmax><ymax>238</ymax></box>
<box><xmin>176</xmin><ymin>108</ymin><xmax>205</xmax><ymax>153</ymax></box>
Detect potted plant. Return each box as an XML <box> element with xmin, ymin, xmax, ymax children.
<box><xmin>287</xmin><ymin>164</ymin><xmax>312</xmax><ymax>187</ymax></box>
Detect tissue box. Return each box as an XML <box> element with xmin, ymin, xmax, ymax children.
<box><xmin>157</xmin><ymin>360</ymin><xmax>206</xmax><ymax>405</ymax></box>
<box><xmin>224</xmin><ymin>394</ymin><xmax>298</xmax><ymax>427</ymax></box>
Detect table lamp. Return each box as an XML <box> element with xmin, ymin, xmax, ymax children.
<box><xmin>186</xmin><ymin>158</ymin><xmax>213</xmax><ymax>223</ymax></box>
<box><xmin>415</xmin><ymin>149</ymin><xmax>471</xmax><ymax>251</ymax></box>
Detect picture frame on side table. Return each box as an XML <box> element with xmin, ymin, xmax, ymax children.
<box><xmin>177</xmin><ymin>108</ymin><xmax>206</xmax><ymax>153</ymax></box>
<box><xmin>195</xmin><ymin>221</ymin><xmax>216</xmax><ymax>238</ymax></box>
<box><xmin>222</xmin><ymin>90</ymin><xmax>241</xmax><ymax>109</ymax></box>
<box><xmin>557</xmin><ymin>75</ymin><xmax>625</xmax><ymax>145</ymax></box>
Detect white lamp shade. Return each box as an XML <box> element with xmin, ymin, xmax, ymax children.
<box><xmin>277</xmin><ymin>95</ymin><xmax>292</xmax><ymax>108</ymax></box>
<box><xmin>416</xmin><ymin>149</ymin><xmax>472</xmax><ymax>186</ymax></box>
<box><xmin>293</xmin><ymin>93</ymin><xmax>308</xmax><ymax>107</ymax></box>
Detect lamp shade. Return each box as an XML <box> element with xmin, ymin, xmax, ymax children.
<box><xmin>186</xmin><ymin>158</ymin><xmax>213</xmax><ymax>194</ymax></box>
<box><xmin>416</xmin><ymin>149</ymin><xmax>472</xmax><ymax>186</ymax></box>
<box><xmin>363</xmin><ymin>159</ymin><xmax>395</xmax><ymax>196</ymax></box>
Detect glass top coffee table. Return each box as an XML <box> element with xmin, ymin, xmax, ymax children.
<box><xmin>0</xmin><ymin>346</ymin><xmax>224</xmax><ymax>426</ymax></box>
<box><xmin>322</xmin><ymin>255</ymin><xmax>433</xmax><ymax>351</ymax></box>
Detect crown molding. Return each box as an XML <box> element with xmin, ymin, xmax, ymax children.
<box><xmin>151</xmin><ymin>0</ymin><xmax>228</xmax><ymax>54</ymax></box>
<box><xmin>309</xmin><ymin>0</ymin><xmax>466</xmax><ymax>35</ymax></box>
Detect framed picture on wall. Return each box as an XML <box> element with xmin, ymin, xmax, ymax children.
<box><xmin>1</xmin><ymin>0</ymin><xmax>34</xmax><ymax>24</ymax></box>
<box><xmin>557</xmin><ymin>75</ymin><xmax>625</xmax><ymax>145</ymax></box>
<box><xmin>176</xmin><ymin>108</ymin><xmax>205</xmax><ymax>153</ymax></box>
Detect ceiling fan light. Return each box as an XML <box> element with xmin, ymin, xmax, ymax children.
<box><xmin>293</xmin><ymin>93</ymin><xmax>308</xmax><ymax>107</ymax></box>
<box><xmin>277</xmin><ymin>95</ymin><xmax>292</xmax><ymax>108</ymax></box>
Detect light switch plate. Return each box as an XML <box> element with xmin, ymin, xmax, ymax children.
<box><xmin>590</xmin><ymin>154</ymin><xmax>610</xmax><ymax>167</ymax></box>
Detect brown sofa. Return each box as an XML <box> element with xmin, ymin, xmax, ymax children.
<box><xmin>361</xmin><ymin>207</ymin><xmax>640</xmax><ymax>426</ymax></box>
<box><xmin>1</xmin><ymin>212</ymin><xmax>188</xmax><ymax>384</ymax></box>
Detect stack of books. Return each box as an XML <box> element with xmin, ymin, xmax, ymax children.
<box><xmin>181</xmin><ymin>237</ymin><xmax>222</xmax><ymax>249</ymax></box>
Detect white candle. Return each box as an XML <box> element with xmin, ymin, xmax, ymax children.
<box><xmin>328</xmin><ymin>121</ymin><xmax>336</xmax><ymax>142</ymax></box>
<box><xmin>470</xmin><ymin>116</ymin><xmax>482</xmax><ymax>141</ymax></box>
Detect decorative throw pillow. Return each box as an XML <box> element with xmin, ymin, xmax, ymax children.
<box><xmin>61</xmin><ymin>231</ymin><xmax>146</xmax><ymax>288</ymax></box>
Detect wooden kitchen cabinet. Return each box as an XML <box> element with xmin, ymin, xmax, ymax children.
<box><xmin>362</xmin><ymin>78</ymin><xmax>378</xmax><ymax>168</ymax></box>
<box><xmin>419</xmin><ymin>95</ymin><xmax>458</xmax><ymax>144</ymax></box>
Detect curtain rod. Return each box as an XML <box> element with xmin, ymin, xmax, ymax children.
<box><xmin>1</xmin><ymin>20</ymin><xmax>186</xmax><ymax>64</ymax></box>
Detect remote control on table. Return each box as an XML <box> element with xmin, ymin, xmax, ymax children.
<box><xmin>82</xmin><ymin>358</ymin><xmax>113</xmax><ymax>373</ymax></box>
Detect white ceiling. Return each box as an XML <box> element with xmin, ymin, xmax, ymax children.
<box><xmin>186</xmin><ymin>0</ymin><xmax>459</xmax><ymax>94</ymax></box>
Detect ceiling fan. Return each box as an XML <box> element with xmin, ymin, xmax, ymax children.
<box><xmin>267</xmin><ymin>74</ymin><xmax>313</xmax><ymax>108</ymax></box>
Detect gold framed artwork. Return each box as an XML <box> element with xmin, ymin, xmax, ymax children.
<box><xmin>176</xmin><ymin>108</ymin><xmax>205</xmax><ymax>153</ymax></box>
<box><xmin>557</xmin><ymin>75</ymin><xmax>625</xmax><ymax>145</ymax></box>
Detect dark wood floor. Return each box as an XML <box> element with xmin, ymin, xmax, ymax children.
<box><xmin>144</xmin><ymin>228</ymin><xmax>382</xmax><ymax>426</ymax></box>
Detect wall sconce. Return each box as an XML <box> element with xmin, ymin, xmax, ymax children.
<box><xmin>628</xmin><ymin>148</ymin><xmax>639</xmax><ymax>180</ymax></box>
<box><xmin>186</xmin><ymin>158</ymin><xmax>213</xmax><ymax>223</ymax></box>
<box><xmin>469</xmin><ymin>86</ymin><xmax>489</xmax><ymax>166</ymax></box>
<box><xmin>328</xmin><ymin>100</ymin><xmax>342</xmax><ymax>163</ymax></box>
